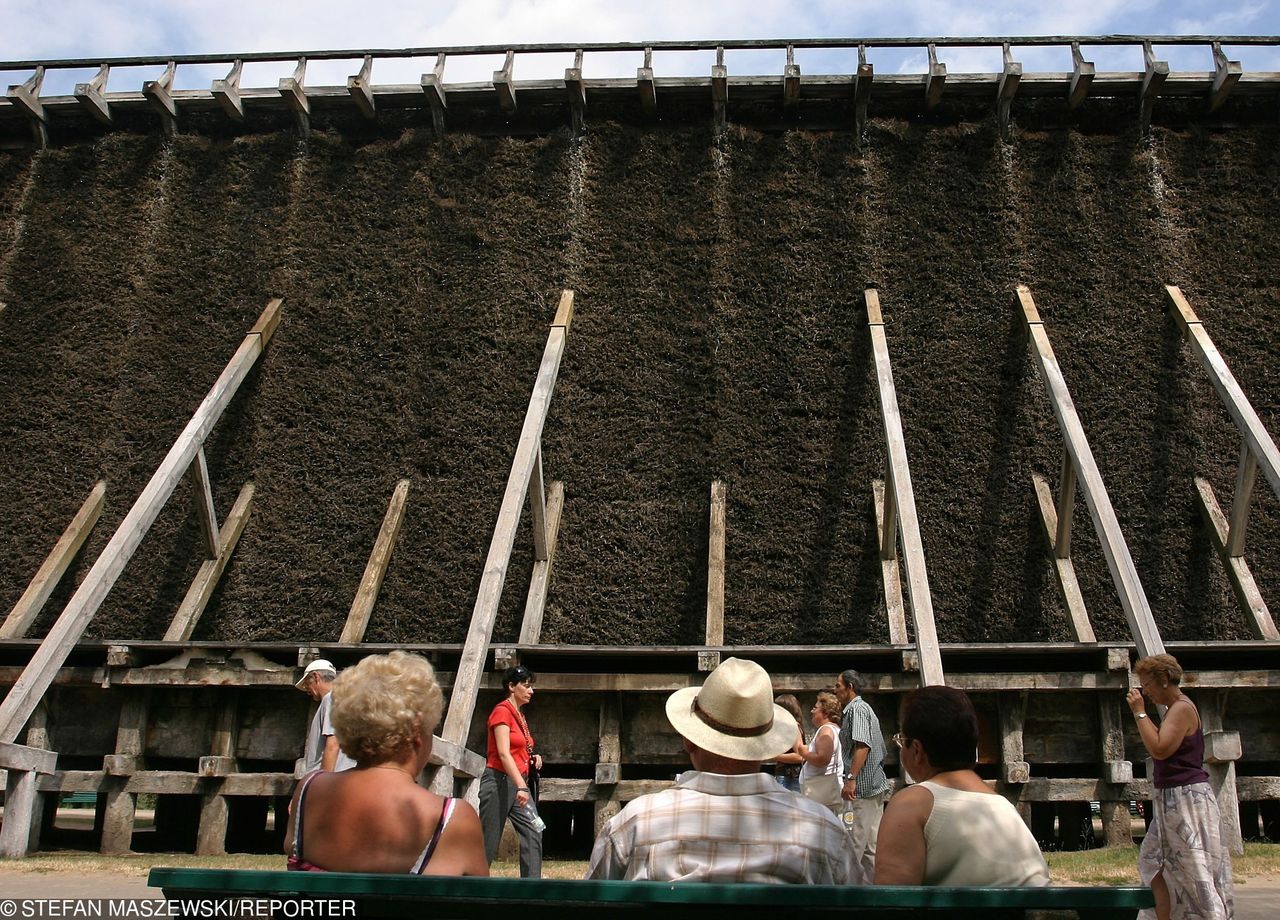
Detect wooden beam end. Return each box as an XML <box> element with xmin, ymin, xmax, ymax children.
<box><xmin>553</xmin><ymin>289</ymin><xmax>575</xmax><ymax>332</ymax></box>
<box><xmin>1164</xmin><ymin>284</ymin><xmax>1199</xmax><ymax>330</ymax></box>
<box><xmin>251</xmin><ymin>297</ymin><xmax>284</xmax><ymax>345</ymax></box>
<box><xmin>865</xmin><ymin>288</ymin><xmax>884</xmax><ymax>325</ymax></box>
<box><xmin>1016</xmin><ymin>284</ymin><xmax>1041</xmax><ymax>324</ymax></box>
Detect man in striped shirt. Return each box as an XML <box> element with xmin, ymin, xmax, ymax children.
<box><xmin>837</xmin><ymin>668</ymin><xmax>890</xmax><ymax>885</ymax></box>
<box><xmin>586</xmin><ymin>658</ymin><xmax>856</xmax><ymax>884</ymax></box>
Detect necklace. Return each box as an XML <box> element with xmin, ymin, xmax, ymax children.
<box><xmin>506</xmin><ymin>699</ymin><xmax>535</xmax><ymax>758</ymax></box>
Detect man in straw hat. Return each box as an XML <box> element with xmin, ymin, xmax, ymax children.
<box><xmin>586</xmin><ymin>657</ymin><xmax>857</xmax><ymax>884</ymax></box>
<box><xmin>296</xmin><ymin>658</ymin><xmax>355</xmax><ymax>773</ymax></box>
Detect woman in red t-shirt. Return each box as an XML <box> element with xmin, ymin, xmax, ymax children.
<box><xmin>478</xmin><ymin>664</ymin><xmax>543</xmax><ymax>877</ymax></box>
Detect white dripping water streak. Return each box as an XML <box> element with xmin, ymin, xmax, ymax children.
<box><xmin>0</xmin><ymin>151</ymin><xmax>44</xmax><ymax>312</ymax></box>
<box><xmin>563</xmin><ymin>137</ymin><xmax>588</xmax><ymax>289</ymax></box>
<box><xmin>708</xmin><ymin>140</ymin><xmax>731</xmax><ymax>358</ymax></box>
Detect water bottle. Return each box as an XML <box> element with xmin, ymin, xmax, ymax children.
<box><xmin>523</xmin><ymin>802</ymin><xmax>546</xmax><ymax>833</ymax></box>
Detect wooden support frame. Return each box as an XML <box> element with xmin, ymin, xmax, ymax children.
<box><xmin>279</xmin><ymin>58</ymin><xmax>310</xmax><ymax>136</ymax></box>
<box><xmin>998</xmin><ymin>691</ymin><xmax>1030</xmax><ymax>789</ymax></box>
<box><xmin>700</xmin><ymin>481</ymin><xmax>726</xmax><ymax>672</ymax></box>
<box><xmin>712</xmin><ymin>46</ymin><xmax>728</xmax><ymax>133</ymax></box>
<box><xmin>1031</xmin><ymin>472</ymin><xmax>1096</xmax><ymax>642</ymax></box>
<box><xmin>1166</xmin><ymin>286</ymin><xmax>1280</xmax><ymax>640</ymax></box>
<box><xmin>196</xmin><ymin>692</ymin><xmax>239</xmax><ymax>855</ymax></box>
<box><xmin>435</xmin><ymin>291</ymin><xmax>574</xmax><ymax>793</ymax></box>
<box><xmin>1018</xmin><ymin>285</ymin><xmax>1164</xmax><ymax>659</ymax></box>
<box><xmin>782</xmin><ymin>45</ymin><xmax>801</xmax><ymax>108</ymax></box>
<box><xmin>1199</xmin><ymin>690</ymin><xmax>1244</xmax><ymax>855</ymax></box>
<box><xmin>997</xmin><ymin>43</ymin><xmax>1021</xmax><ymax>137</ymax></box>
<box><xmin>0</xmin><ymin>740</ymin><xmax>57</xmax><ymax>858</ymax></box>
<box><xmin>339</xmin><ymin>479</ymin><xmax>411</xmax><ymax>644</ymax></box>
<box><xmin>593</xmin><ymin>693</ymin><xmax>622</xmax><ymax>836</ymax></box>
<box><xmin>7</xmin><ymin>66</ymin><xmax>47</xmax><ymax>148</ymax></box>
<box><xmin>347</xmin><ymin>54</ymin><xmax>376</xmax><ymax>120</ymax></box>
<box><xmin>565</xmin><ymin>49</ymin><xmax>586</xmax><ymax>134</ymax></box>
<box><xmin>191</xmin><ymin>447</ymin><xmax>220</xmax><ymax>557</ymax></box>
<box><xmin>924</xmin><ymin>44</ymin><xmax>946</xmax><ymax>110</ymax></box>
<box><xmin>1068</xmin><ymin>42</ymin><xmax>1094</xmax><ymax>110</ymax></box>
<box><xmin>1209</xmin><ymin>42</ymin><xmax>1242</xmax><ymax>112</ymax></box>
<box><xmin>518</xmin><ymin>477</ymin><xmax>564</xmax><ymax>645</ymax></box>
<box><xmin>164</xmin><ymin>483</ymin><xmax>256</xmax><ymax>642</ymax></box>
<box><xmin>2</xmin><ymin>481</ymin><xmax>106</xmax><ymax>639</ymax></box>
<box><xmin>637</xmin><ymin>47</ymin><xmax>657</xmax><ymax>116</ymax></box>
<box><xmin>1098</xmin><ymin>695</ymin><xmax>1133</xmax><ymax>845</ymax></box>
<box><xmin>872</xmin><ymin>480</ymin><xmax>908</xmax><ymax>645</ymax></box>
<box><xmin>421</xmin><ymin>54</ymin><xmax>448</xmax><ymax>138</ymax></box>
<box><xmin>1139</xmin><ymin>41</ymin><xmax>1168</xmax><ymax>129</ymax></box>
<box><xmin>0</xmin><ymin>298</ymin><xmax>282</xmax><ymax>746</ymax></box>
<box><xmin>101</xmin><ymin>690</ymin><xmax>149</xmax><ymax>853</ymax></box>
<box><xmin>75</xmin><ymin>64</ymin><xmax>112</xmax><ymax>125</ymax></box>
<box><xmin>866</xmin><ymin>289</ymin><xmax>944</xmax><ymax>686</ymax></box>
<box><xmin>211</xmin><ymin>59</ymin><xmax>245</xmax><ymax>121</ymax></box>
<box><xmin>142</xmin><ymin>60</ymin><xmax>178</xmax><ymax>137</ymax></box>
<box><xmin>853</xmin><ymin>44</ymin><xmax>873</xmax><ymax>140</ymax></box>
<box><xmin>494</xmin><ymin>50</ymin><xmax>516</xmax><ymax>114</ymax></box>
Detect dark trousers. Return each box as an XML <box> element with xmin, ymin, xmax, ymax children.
<box><xmin>478</xmin><ymin>766</ymin><xmax>543</xmax><ymax>878</ymax></box>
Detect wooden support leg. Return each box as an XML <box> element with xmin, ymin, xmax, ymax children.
<box><xmin>460</xmin><ymin>774</ymin><xmax>481</xmax><ymax>812</ymax></box>
<box><xmin>1099</xmin><ymin>695</ymin><xmax>1133</xmax><ymax>845</ymax></box>
<box><xmin>100</xmin><ymin>778</ymin><xmax>137</xmax><ymax>854</ymax></box>
<box><xmin>196</xmin><ymin>785</ymin><xmax>229</xmax><ymax>856</ymax></box>
<box><xmin>0</xmin><ymin>768</ymin><xmax>39</xmax><ymax>857</ymax></box>
<box><xmin>1199</xmin><ymin>690</ymin><xmax>1244</xmax><ymax>856</ymax></box>
<box><xmin>593</xmin><ymin>798</ymin><xmax>621</xmax><ymax>839</ymax></box>
<box><xmin>998</xmin><ymin>691</ymin><xmax>1030</xmax><ymax>826</ymax></box>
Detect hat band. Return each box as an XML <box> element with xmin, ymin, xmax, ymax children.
<box><xmin>692</xmin><ymin>696</ymin><xmax>774</xmax><ymax>737</ymax></box>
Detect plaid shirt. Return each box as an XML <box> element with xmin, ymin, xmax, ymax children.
<box><xmin>586</xmin><ymin>770</ymin><xmax>856</xmax><ymax>884</ymax></box>
<box><xmin>839</xmin><ymin>696</ymin><xmax>889</xmax><ymax>798</ymax></box>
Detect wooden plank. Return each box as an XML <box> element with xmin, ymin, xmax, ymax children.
<box><xmin>1031</xmin><ymin>473</ymin><xmax>1096</xmax><ymax>643</ymax></box>
<box><xmin>637</xmin><ymin>48</ymin><xmax>656</xmax><ymax>115</ymax></box>
<box><xmin>528</xmin><ymin>449</ymin><xmax>549</xmax><ymax>562</ymax></box>
<box><xmin>74</xmin><ymin>64</ymin><xmax>112</xmax><ymax>125</ymax></box>
<box><xmin>866</xmin><ymin>289</ymin><xmax>944</xmax><ymax>686</ymax></box>
<box><xmin>421</xmin><ymin>54</ymin><xmax>447</xmax><ymax>137</ymax></box>
<box><xmin>1019</xmin><ymin>285</ymin><xmax>1163</xmax><ymax>659</ymax></box>
<box><xmin>0</xmin><ymin>764</ymin><xmax>40</xmax><ymax>856</ymax></box>
<box><xmin>782</xmin><ymin>45</ymin><xmax>801</xmax><ymax>107</ymax></box>
<box><xmin>0</xmin><ymin>299</ymin><xmax>282</xmax><ymax>745</ymax></box>
<box><xmin>347</xmin><ymin>55</ymin><xmax>376</xmax><ymax>119</ymax></box>
<box><xmin>1055</xmin><ymin>455</ymin><xmax>1077</xmax><ymax>559</ymax></box>
<box><xmin>2</xmin><ymin>481</ymin><xmax>106</xmax><ymax>639</ymax></box>
<box><xmin>565</xmin><ymin>49</ymin><xmax>586</xmax><ymax>133</ymax></box>
<box><xmin>712</xmin><ymin>46</ymin><xmax>727</xmax><ymax>132</ymax></box>
<box><xmin>0</xmin><ymin>740</ymin><xmax>57</xmax><ymax>773</ymax></box>
<box><xmin>872</xmin><ymin>479</ymin><xmax>909</xmax><ymax>645</ymax></box>
<box><xmin>1209</xmin><ymin>42</ymin><xmax>1242</xmax><ymax>112</ymax></box>
<box><xmin>438</xmin><ymin>292</ymin><xmax>575</xmax><ymax>770</ymax></box>
<box><xmin>854</xmin><ymin>45</ymin><xmax>872</xmax><ymax>138</ymax></box>
<box><xmin>701</xmin><ymin>480</ymin><xmax>726</xmax><ymax>672</ymax></box>
<box><xmin>1068</xmin><ymin>42</ymin><xmax>1094</xmax><ymax>109</ymax></box>
<box><xmin>493</xmin><ymin>50</ymin><xmax>516</xmax><ymax>113</ymax></box>
<box><xmin>1199</xmin><ymin>690</ymin><xmax>1243</xmax><ymax>855</ymax></box>
<box><xmin>163</xmin><ymin>483</ymin><xmax>256</xmax><ymax>642</ymax></box>
<box><xmin>190</xmin><ymin>448</ymin><xmax>220</xmax><ymax>558</ymax></box>
<box><xmin>428</xmin><ymin>735</ymin><xmax>486</xmax><ymax>779</ymax></box>
<box><xmin>1139</xmin><ymin>41</ymin><xmax>1168</xmax><ymax>128</ymax></box>
<box><xmin>211</xmin><ymin>60</ymin><xmax>245</xmax><ymax>121</ymax></box>
<box><xmin>925</xmin><ymin>44</ymin><xmax>946</xmax><ymax>109</ymax></box>
<box><xmin>339</xmin><ymin>479</ymin><xmax>411</xmax><ymax>644</ymax></box>
<box><xmin>279</xmin><ymin>58</ymin><xmax>310</xmax><ymax>136</ymax></box>
<box><xmin>1166</xmin><ymin>287</ymin><xmax>1280</xmax><ymax>505</ymax></box>
<box><xmin>1193</xmin><ymin>478</ymin><xmax>1278</xmax><ymax>640</ymax></box>
<box><xmin>998</xmin><ymin>691</ymin><xmax>1030</xmax><ymax>785</ymax></box>
<box><xmin>595</xmin><ymin>693</ymin><xmax>621</xmax><ymax>787</ymax></box>
<box><xmin>997</xmin><ymin>44</ymin><xmax>1021</xmax><ymax>134</ymax></box>
<box><xmin>1227</xmin><ymin>442</ymin><xmax>1258</xmax><ymax>557</ymax></box>
<box><xmin>519</xmin><ymin>480</ymin><xmax>564</xmax><ymax>645</ymax></box>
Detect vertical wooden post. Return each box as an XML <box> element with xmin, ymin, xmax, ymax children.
<box><xmin>101</xmin><ymin>691</ymin><xmax>149</xmax><ymax>853</ymax></box>
<box><xmin>998</xmin><ymin>692</ymin><xmax>1031</xmax><ymax>825</ymax></box>
<box><xmin>872</xmin><ymin>480</ymin><xmax>908</xmax><ymax>645</ymax></box>
<box><xmin>1199</xmin><ymin>690</ymin><xmax>1244</xmax><ymax>856</ymax></box>
<box><xmin>701</xmin><ymin>481</ymin><xmax>726</xmax><ymax>671</ymax></box>
<box><xmin>0</xmin><ymin>742</ymin><xmax>58</xmax><ymax>858</ymax></box>
<box><xmin>197</xmin><ymin>694</ymin><xmax>239</xmax><ymax>855</ymax></box>
<box><xmin>593</xmin><ymin>694</ymin><xmax>622</xmax><ymax>838</ymax></box>
<box><xmin>1099</xmin><ymin>696</ymin><xmax>1133</xmax><ymax>845</ymax></box>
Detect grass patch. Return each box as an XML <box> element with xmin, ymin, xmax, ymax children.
<box><xmin>1046</xmin><ymin>843</ymin><xmax>1280</xmax><ymax>885</ymax></box>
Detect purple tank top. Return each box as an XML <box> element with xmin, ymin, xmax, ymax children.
<box><xmin>1153</xmin><ymin>701</ymin><xmax>1209</xmax><ymax>789</ymax></box>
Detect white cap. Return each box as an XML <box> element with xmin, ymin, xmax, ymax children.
<box><xmin>296</xmin><ymin>658</ymin><xmax>336</xmax><ymax>689</ymax></box>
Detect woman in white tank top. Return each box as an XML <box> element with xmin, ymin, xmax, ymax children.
<box><xmin>875</xmin><ymin>686</ymin><xmax>1049</xmax><ymax>887</ymax></box>
<box><xmin>793</xmin><ymin>691</ymin><xmax>844</xmax><ymax>811</ymax></box>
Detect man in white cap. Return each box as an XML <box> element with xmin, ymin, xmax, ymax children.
<box><xmin>586</xmin><ymin>657</ymin><xmax>857</xmax><ymax>884</ymax></box>
<box><xmin>296</xmin><ymin>659</ymin><xmax>355</xmax><ymax>773</ymax></box>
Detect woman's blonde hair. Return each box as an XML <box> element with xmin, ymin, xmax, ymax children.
<box><xmin>331</xmin><ymin>651</ymin><xmax>443</xmax><ymax>765</ymax></box>
<box><xmin>1135</xmin><ymin>653</ymin><xmax>1184</xmax><ymax>687</ymax></box>
<box><xmin>814</xmin><ymin>690</ymin><xmax>842</xmax><ymax>724</ymax></box>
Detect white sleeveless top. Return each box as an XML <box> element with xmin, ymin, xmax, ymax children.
<box><xmin>798</xmin><ymin>723</ymin><xmax>842</xmax><ymax>784</ymax></box>
<box><xmin>918</xmin><ymin>781</ymin><xmax>1050</xmax><ymax>886</ymax></box>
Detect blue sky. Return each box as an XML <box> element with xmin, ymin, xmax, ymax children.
<box><xmin>3</xmin><ymin>1</ymin><xmax>1280</xmax><ymax>94</ymax></box>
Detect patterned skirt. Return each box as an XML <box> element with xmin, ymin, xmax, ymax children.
<box><xmin>1138</xmin><ymin>782</ymin><xmax>1234</xmax><ymax>920</ymax></box>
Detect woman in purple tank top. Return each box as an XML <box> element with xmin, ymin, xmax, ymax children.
<box><xmin>1127</xmin><ymin>654</ymin><xmax>1233</xmax><ymax>920</ymax></box>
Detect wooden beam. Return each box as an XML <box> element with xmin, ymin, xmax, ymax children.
<box><xmin>142</xmin><ymin>60</ymin><xmax>178</xmax><ymax>137</ymax></box>
<box><xmin>924</xmin><ymin>44</ymin><xmax>946</xmax><ymax>110</ymax></box>
<box><xmin>347</xmin><ymin>54</ymin><xmax>376</xmax><ymax>119</ymax></box>
<box><xmin>1199</xmin><ymin>690</ymin><xmax>1243</xmax><ymax>855</ymax></box>
<box><xmin>1193</xmin><ymin>477</ymin><xmax>1278</xmax><ymax>640</ymax></box>
<box><xmin>997</xmin><ymin>43</ymin><xmax>1021</xmax><ymax>135</ymax></box>
<box><xmin>565</xmin><ymin>49</ymin><xmax>585</xmax><ymax>134</ymax></box>
<box><xmin>7</xmin><ymin>66</ymin><xmax>45</xmax><ymax>122</ymax></box>
<box><xmin>428</xmin><ymin>735</ymin><xmax>486</xmax><ymax>779</ymax></box>
<box><xmin>637</xmin><ymin>47</ymin><xmax>656</xmax><ymax>115</ymax></box>
<box><xmin>0</xmin><ymin>764</ymin><xmax>41</xmax><ymax>856</ymax></box>
<box><xmin>1018</xmin><ymin>285</ymin><xmax>1164</xmax><ymax>659</ymax></box>
<box><xmin>712</xmin><ymin>46</ymin><xmax>728</xmax><ymax>133</ymax></box>
<box><xmin>1139</xmin><ymin>41</ymin><xmax>1168</xmax><ymax>128</ymax></box>
<box><xmin>1031</xmin><ymin>474</ymin><xmax>1096</xmax><ymax>643</ymax></box>
<box><xmin>998</xmin><ymin>691</ymin><xmax>1030</xmax><ymax>792</ymax></box>
<box><xmin>528</xmin><ymin>449</ymin><xmax>549</xmax><ymax>562</ymax></box>
<box><xmin>163</xmin><ymin>483</ymin><xmax>255</xmax><ymax>642</ymax></box>
<box><xmin>494</xmin><ymin>50</ymin><xmax>516</xmax><ymax>114</ymax></box>
<box><xmin>594</xmin><ymin>693</ymin><xmax>622</xmax><ymax>835</ymax></box>
<box><xmin>701</xmin><ymin>480</ymin><xmax>726</xmax><ymax>671</ymax></box>
<box><xmin>0</xmin><ymin>740</ymin><xmax>57</xmax><ymax>774</ymax></box>
<box><xmin>1098</xmin><ymin>695</ymin><xmax>1133</xmax><ymax>845</ymax></box>
<box><xmin>782</xmin><ymin>45</ymin><xmax>801</xmax><ymax>108</ymax></box>
<box><xmin>1054</xmin><ymin>455</ymin><xmax>1077</xmax><ymax>559</ymax></box>
<box><xmin>2</xmin><ymin>481</ymin><xmax>106</xmax><ymax>639</ymax></box>
<box><xmin>1227</xmin><ymin>442</ymin><xmax>1258</xmax><ymax>557</ymax></box>
<box><xmin>1209</xmin><ymin>42</ymin><xmax>1242</xmax><ymax>112</ymax></box>
<box><xmin>872</xmin><ymin>480</ymin><xmax>908</xmax><ymax>645</ymax></box>
<box><xmin>0</xmin><ymin>299</ymin><xmax>282</xmax><ymax>745</ymax></box>
<box><xmin>519</xmin><ymin>480</ymin><xmax>564</xmax><ymax>645</ymax></box>
<box><xmin>437</xmin><ymin>292</ymin><xmax>574</xmax><ymax>779</ymax></box>
<box><xmin>190</xmin><ymin>447</ymin><xmax>220</xmax><ymax>558</ymax></box>
<box><xmin>74</xmin><ymin>64</ymin><xmax>112</xmax><ymax>125</ymax></box>
<box><xmin>421</xmin><ymin>54</ymin><xmax>447</xmax><ymax>138</ymax></box>
<box><xmin>854</xmin><ymin>45</ymin><xmax>872</xmax><ymax>140</ymax></box>
<box><xmin>1067</xmin><ymin>42</ymin><xmax>1094</xmax><ymax>110</ymax></box>
<box><xmin>866</xmin><ymin>289</ymin><xmax>944</xmax><ymax>686</ymax></box>
<box><xmin>340</xmin><ymin>479</ymin><xmax>411</xmax><ymax>644</ymax></box>
<box><xmin>279</xmin><ymin>58</ymin><xmax>310</xmax><ymax>136</ymax></box>
<box><xmin>211</xmin><ymin>59</ymin><xmax>245</xmax><ymax>121</ymax></box>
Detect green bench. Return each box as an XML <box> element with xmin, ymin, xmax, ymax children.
<box><xmin>149</xmin><ymin>868</ymin><xmax>1153</xmax><ymax>919</ymax></box>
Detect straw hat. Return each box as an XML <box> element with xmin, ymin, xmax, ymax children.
<box><xmin>665</xmin><ymin>657</ymin><xmax>796</xmax><ymax>761</ymax></box>
<box><xmin>295</xmin><ymin>658</ymin><xmax>336</xmax><ymax>689</ymax></box>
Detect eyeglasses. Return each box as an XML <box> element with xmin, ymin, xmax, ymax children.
<box><xmin>892</xmin><ymin>732</ymin><xmax>906</xmax><ymax>749</ymax></box>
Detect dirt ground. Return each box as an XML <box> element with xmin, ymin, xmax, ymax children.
<box><xmin>1</xmin><ymin>102</ymin><xmax>1277</xmax><ymax>646</ymax></box>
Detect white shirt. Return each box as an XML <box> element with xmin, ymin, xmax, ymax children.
<box><xmin>586</xmin><ymin>770</ymin><xmax>856</xmax><ymax>884</ymax></box>
<box><xmin>919</xmin><ymin>782</ymin><xmax>1050</xmax><ymax>887</ymax></box>
<box><xmin>798</xmin><ymin>723</ymin><xmax>843</xmax><ymax>785</ymax></box>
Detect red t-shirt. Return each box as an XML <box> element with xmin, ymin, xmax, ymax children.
<box><xmin>486</xmin><ymin>701</ymin><xmax>533</xmax><ymax>775</ymax></box>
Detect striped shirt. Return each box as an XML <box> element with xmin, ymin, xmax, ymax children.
<box><xmin>586</xmin><ymin>770</ymin><xmax>856</xmax><ymax>884</ymax></box>
<box><xmin>839</xmin><ymin>696</ymin><xmax>889</xmax><ymax>798</ymax></box>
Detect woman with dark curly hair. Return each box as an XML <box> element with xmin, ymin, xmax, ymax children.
<box><xmin>1128</xmin><ymin>654</ymin><xmax>1233</xmax><ymax>920</ymax></box>
<box><xmin>479</xmin><ymin>664</ymin><xmax>543</xmax><ymax>877</ymax></box>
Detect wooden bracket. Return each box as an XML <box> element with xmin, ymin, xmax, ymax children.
<box><xmin>191</xmin><ymin>447</ymin><xmax>220</xmax><ymax>558</ymax></box>
<box><xmin>1139</xmin><ymin>42</ymin><xmax>1168</xmax><ymax>129</ymax></box>
<box><xmin>566</xmin><ymin>49</ymin><xmax>586</xmax><ymax>134</ymax></box>
<box><xmin>1194</xmin><ymin>477</ymin><xmax>1278</xmax><ymax>640</ymax></box>
<box><xmin>8</xmin><ymin>66</ymin><xmax>48</xmax><ymax>148</ymax></box>
<box><xmin>75</xmin><ymin>64</ymin><xmax>112</xmax><ymax>125</ymax></box>
<box><xmin>854</xmin><ymin>45</ymin><xmax>873</xmax><ymax>141</ymax></box>
<box><xmin>422</xmin><ymin>54</ymin><xmax>448</xmax><ymax>138</ymax></box>
<box><xmin>712</xmin><ymin>46</ymin><xmax>728</xmax><ymax>133</ymax></box>
<box><xmin>872</xmin><ymin>480</ymin><xmax>908</xmax><ymax>645</ymax></box>
<box><xmin>925</xmin><ymin>44</ymin><xmax>946</xmax><ymax>110</ymax></box>
<box><xmin>997</xmin><ymin>44</ymin><xmax>1021</xmax><ymax>137</ymax></box>
<box><xmin>1031</xmin><ymin>472</ymin><xmax>1096</xmax><ymax>643</ymax></box>
<box><xmin>165</xmin><ymin>482</ymin><xmax>255</xmax><ymax>642</ymax></box>
<box><xmin>638</xmin><ymin>47</ymin><xmax>656</xmax><ymax>116</ymax></box>
<box><xmin>143</xmin><ymin>60</ymin><xmax>178</xmax><ymax>137</ymax></box>
<box><xmin>701</xmin><ymin>480</ymin><xmax>726</xmax><ymax>672</ymax></box>
<box><xmin>1068</xmin><ymin>42</ymin><xmax>1094</xmax><ymax>110</ymax></box>
<box><xmin>783</xmin><ymin>45</ymin><xmax>801</xmax><ymax>108</ymax></box>
<box><xmin>348</xmin><ymin>54</ymin><xmax>376</xmax><ymax>120</ymax></box>
<box><xmin>212</xmin><ymin>59</ymin><xmax>245</xmax><ymax>121</ymax></box>
<box><xmin>340</xmin><ymin>479</ymin><xmax>411</xmax><ymax>643</ymax></box>
<box><xmin>1209</xmin><ymin>42</ymin><xmax>1242</xmax><ymax>113</ymax></box>
<box><xmin>519</xmin><ymin>479</ymin><xmax>564</xmax><ymax>645</ymax></box>
<box><xmin>279</xmin><ymin>58</ymin><xmax>310</xmax><ymax>137</ymax></box>
<box><xmin>494</xmin><ymin>51</ymin><xmax>516</xmax><ymax>114</ymax></box>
